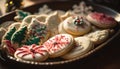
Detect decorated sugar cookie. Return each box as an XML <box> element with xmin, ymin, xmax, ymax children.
<box><xmin>38</xmin><ymin>5</ymin><xmax>52</xmax><ymax>14</ymax></box>
<box><xmin>58</xmin><ymin>22</ymin><xmax>77</xmax><ymax>37</ymax></box>
<box><xmin>26</xmin><ymin>18</ymin><xmax>50</xmax><ymax>45</ymax></box>
<box><xmin>14</xmin><ymin>10</ymin><xmax>30</xmax><ymax>22</ymax></box>
<box><xmin>45</xmin><ymin>11</ymin><xmax>62</xmax><ymax>36</ymax></box>
<box><xmin>1</xmin><ymin>27</ymin><xmax>17</xmax><ymax>55</ymax></box>
<box><xmin>11</xmin><ymin>26</ymin><xmax>28</xmax><ymax>47</ymax></box>
<box><xmin>2</xmin><ymin>40</ymin><xmax>16</xmax><ymax>56</ymax></box>
<box><xmin>86</xmin><ymin>12</ymin><xmax>117</xmax><ymax>28</ymax></box>
<box><xmin>58</xmin><ymin>22</ymin><xmax>68</xmax><ymax>34</ymax></box>
<box><xmin>62</xmin><ymin>37</ymin><xmax>94</xmax><ymax>59</ymax></box>
<box><xmin>14</xmin><ymin>44</ymin><xmax>49</xmax><ymax>62</ymax></box>
<box><xmin>85</xmin><ymin>29</ymin><xmax>109</xmax><ymax>45</ymax></box>
<box><xmin>72</xmin><ymin>1</ymin><xmax>93</xmax><ymax>15</ymax></box>
<box><xmin>2</xmin><ymin>27</ymin><xmax>16</xmax><ymax>41</ymax></box>
<box><xmin>63</xmin><ymin>16</ymin><xmax>91</xmax><ymax>36</ymax></box>
<box><xmin>43</xmin><ymin>34</ymin><xmax>74</xmax><ymax>58</ymax></box>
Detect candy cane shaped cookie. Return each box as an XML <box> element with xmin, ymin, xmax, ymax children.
<box><xmin>43</xmin><ymin>34</ymin><xmax>74</xmax><ymax>58</ymax></box>
<box><xmin>14</xmin><ymin>44</ymin><xmax>49</xmax><ymax>62</ymax></box>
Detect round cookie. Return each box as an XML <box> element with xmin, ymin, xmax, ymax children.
<box><xmin>62</xmin><ymin>37</ymin><xmax>94</xmax><ymax>59</ymax></box>
<box><xmin>86</xmin><ymin>12</ymin><xmax>117</xmax><ymax>28</ymax></box>
<box><xmin>63</xmin><ymin>16</ymin><xmax>91</xmax><ymax>36</ymax></box>
<box><xmin>58</xmin><ymin>22</ymin><xmax>77</xmax><ymax>37</ymax></box>
<box><xmin>85</xmin><ymin>29</ymin><xmax>109</xmax><ymax>45</ymax></box>
<box><xmin>43</xmin><ymin>34</ymin><xmax>74</xmax><ymax>58</ymax></box>
<box><xmin>14</xmin><ymin>44</ymin><xmax>49</xmax><ymax>62</ymax></box>
<box><xmin>26</xmin><ymin>18</ymin><xmax>50</xmax><ymax>45</ymax></box>
<box><xmin>58</xmin><ymin>22</ymin><xmax>68</xmax><ymax>34</ymax></box>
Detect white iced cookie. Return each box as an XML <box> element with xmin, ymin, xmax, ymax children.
<box><xmin>85</xmin><ymin>29</ymin><xmax>109</xmax><ymax>45</ymax></box>
<box><xmin>62</xmin><ymin>37</ymin><xmax>94</xmax><ymax>59</ymax></box>
<box><xmin>43</xmin><ymin>34</ymin><xmax>74</xmax><ymax>58</ymax></box>
<box><xmin>58</xmin><ymin>22</ymin><xmax>68</xmax><ymax>34</ymax></box>
<box><xmin>14</xmin><ymin>44</ymin><xmax>49</xmax><ymax>62</ymax></box>
<box><xmin>63</xmin><ymin>16</ymin><xmax>91</xmax><ymax>36</ymax></box>
<box><xmin>21</xmin><ymin>15</ymin><xmax>36</xmax><ymax>26</ymax></box>
<box><xmin>45</xmin><ymin>11</ymin><xmax>62</xmax><ymax>36</ymax></box>
<box><xmin>27</xmin><ymin>18</ymin><xmax>50</xmax><ymax>45</ymax></box>
<box><xmin>58</xmin><ymin>22</ymin><xmax>78</xmax><ymax>37</ymax></box>
<box><xmin>36</xmin><ymin>14</ymin><xmax>47</xmax><ymax>23</ymax></box>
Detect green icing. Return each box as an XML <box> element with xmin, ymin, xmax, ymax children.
<box><xmin>4</xmin><ymin>27</ymin><xmax>16</xmax><ymax>40</ymax></box>
<box><xmin>16</xmin><ymin>10</ymin><xmax>30</xmax><ymax>21</ymax></box>
<box><xmin>11</xmin><ymin>26</ymin><xmax>27</xmax><ymax>45</ymax></box>
<box><xmin>41</xmin><ymin>26</ymin><xmax>46</xmax><ymax>30</ymax></box>
<box><xmin>36</xmin><ymin>26</ymin><xmax>46</xmax><ymax>33</ymax></box>
<box><xmin>25</xmin><ymin>36</ymin><xmax>40</xmax><ymax>45</ymax></box>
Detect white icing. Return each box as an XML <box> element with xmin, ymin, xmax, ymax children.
<box><xmin>63</xmin><ymin>16</ymin><xmax>91</xmax><ymax>36</ymax></box>
<box><xmin>43</xmin><ymin>34</ymin><xmax>72</xmax><ymax>56</ymax></box>
<box><xmin>62</xmin><ymin>37</ymin><xmax>93</xmax><ymax>59</ymax></box>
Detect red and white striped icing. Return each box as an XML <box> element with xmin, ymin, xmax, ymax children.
<box><xmin>15</xmin><ymin>44</ymin><xmax>48</xmax><ymax>60</ymax></box>
<box><xmin>43</xmin><ymin>34</ymin><xmax>71</xmax><ymax>54</ymax></box>
<box><xmin>2</xmin><ymin>40</ymin><xmax>16</xmax><ymax>55</ymax></box>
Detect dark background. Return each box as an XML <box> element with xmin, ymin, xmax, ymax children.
<box><xmin>0</xmin><ymin>0</ymin><xmax>120</xmax><ymax>69</ymax></box>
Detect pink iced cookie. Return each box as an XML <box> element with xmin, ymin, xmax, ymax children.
<box><xmin>87</xmin><ymin>12</ymin><xmax>117</xmax><ymax>28</ymax></box>
<box><xmin>14</xmin><ymin>44</ymin><xmax>49</xmax><ymax>62</ymax></box>
<box><xmin>43</xmin><ymin>34</ymin><xmax>74</xmax><ymax>58</ymax></box>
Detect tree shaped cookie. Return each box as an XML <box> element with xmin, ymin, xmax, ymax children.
<box><xmin>11</xmin><ymin>26</ymin><xmax>27</xmax><ymax>46</ymax></box>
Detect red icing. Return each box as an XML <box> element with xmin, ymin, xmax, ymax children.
<box><xmin>90</xmin><ymin>12</ymin><xmax>116</xmax><ymax>24</ymax></box>
<box><xmin>16</xmin><ymin>44</ymin><xmax>47</xmax><ymax>58</ymax></box>
<box><xmin>43</xmin><ymin>34</ymin><xmax>70</xmax><ymax>54</ymax></box>
<box><xmin>3</xmin><ymin>40</ymin><xmax>16</xmax><ymax>55</ymax></box>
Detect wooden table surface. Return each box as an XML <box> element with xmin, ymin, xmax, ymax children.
<box><xmin>0</xmin><ymin>0</ymin><xmax>120</xmax><ymax>69</ymax></box>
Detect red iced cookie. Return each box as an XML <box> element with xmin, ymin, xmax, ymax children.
<box><xmin>87</xmin><ymin>12</ymin><xmax>117</xmax><ymax>28</ymax></box>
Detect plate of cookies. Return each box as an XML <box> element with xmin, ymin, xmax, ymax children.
<box><xmin>0</xmin><ymin>1</ymin><xmax>120</xmax><ymax>65</ymax></box>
